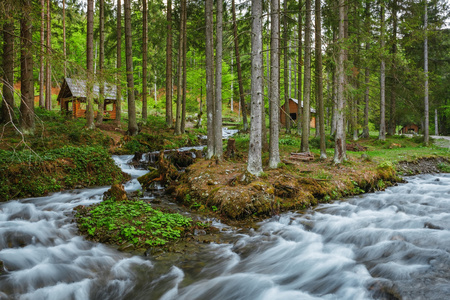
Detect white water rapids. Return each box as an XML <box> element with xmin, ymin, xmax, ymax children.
<box><xmin>1</xmin><ymin>156</ymin><xmax>450</xmax><ymax>299</ymax></box>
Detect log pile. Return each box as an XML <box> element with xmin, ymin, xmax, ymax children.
<box><xmin>289</xmin><ymin>152</ymin><xmax>314</xmax><ymax>161</ymax></box>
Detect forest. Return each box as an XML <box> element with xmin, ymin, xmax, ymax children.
<box><xmin>0</xmin><ymin>0</ymin><xmax>449</xmax><ymax>175</ymax></box>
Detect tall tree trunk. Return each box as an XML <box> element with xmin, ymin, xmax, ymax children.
<box><xmin>63</xmin><ymin>0</ymin><xmax>66</xmax><ymax>77</ymax></box>
<box><xmin>301</xmin><ymin>0</ymin><xmax>311</xmax><ymax>152</ymax></box>
<box><xmin>424</xmin><ymin>0</ymin><xmax>429</xmax><ymax>145</ymax></box>
<box><xmin>115</xmin><ymin>0</ymin><xmax>122</xmax><ymax>126</ymax></box>
<box><xmin>86</xmin><ymin>0</ymin><xmax>95</xmax><ymax>129</ymax></box>
<box><xmin>125</xmin><ymin>0</ymin><xmax>138</xmax><ymax>135</ymax></box>
<box><xmin>315</xmin><ymin>0</ymin><xmax>326</xmax><ymax>159</ymax></box>
<box><xmin>361</xmin><ymin>0</ymin><xmax>370</xmax><ymax>138</ymax></box>
<box><xmin>181</xmin><ymin>4</ymin><xmax>187</xmax><ymax>133</ymax></box>
<box><xmin>142</xmin><ymin>0</ymin><xmax>148</xmax><ymax>121</ymax></box>
<box><xmin>2</xmin><ymin>16</ymin><xmax>15</xmax><ymax>123</ymax></box>
<box><xmin>334</xmin><ymin>0</ymin><xmax>347</xmax><ymax>164</ymax></box>
<box><xmin>297</xmin><ymin>1</ymin><xmax>303</xmax><ymax>135</ymax></box>
<box><xmin>214</xmin><ymin>0</ymin><xmax>223</xmax><ymax>158</ymax></box>
<box><xmin>20</xmin><ymin>0</ymin><xmax>35</xmax><ymax>133</ymax></box>
<box><xmin>435</xmin><ymin>109</ymin><xmax>438</xmax><ymax>135</ymax></box>
<box><xmin>388</xmin><ymin>0</ymin><xmax>397</xmax><ymax>136</ymax></box>
<box><xmin>283</xmin><ymin>0</ymin><xmax>290</xmax><ymax>132</ymax></box>
<box><xmin>248</xmin><ymin>0</ymin><xmax>263</xmax><ymax>175</ymax></box>
<box><xmin>205</xmin><ymin>0</ymin><xmax>215</xmax><ymax>158</ymax></box>
<box><xmin>379</xmin><ymin>1</ymin><xmax>386</xmax><ymax>140</ymax></box>
<box><xmin>269</xmin><ymin>0</ymin><xmax>281</xmax><ymax>168</ymax></box>
<box><xmin>45</xmin><ymin>0</ymin><xmax>52</xmax><ymax>111</ymax></box>
<box><xmin>39</xmin><ymin>0</ymin><xmax>45</xmax><ymax>108</ymax></box>
<box><xmin>97</xmin><ymin>0</ymin><xmax>105</xmax><ymax>124</ymax></box>
<box><xmin>232</xmin><ymin>0</ymin><xmax>248</xmax><ymax>131</ymax></box>
<box><xmin>165</xmin><ymin>0</ymin><xmax>173</xmax><ymax>127</ymax></box>
<box><xmin>175</xmin><ymin>0</ymin><xmax>185</xmax><ymax>135</ymax></box>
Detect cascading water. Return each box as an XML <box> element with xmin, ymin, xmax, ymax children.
<box><xmin>1</xmin><ymin>155</ymin><xmax>450</xmax><ymax>299</ymax></box>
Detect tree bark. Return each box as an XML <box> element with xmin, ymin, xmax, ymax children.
<box><xmin>20</xmin><ymin>0</ymin><xmax>35</xmax><ymax>133</ymax></box>
<box><xmin>45</xmin><ymin>0</ymin><xmax>52</xmax><ymax>111</ymax></box>
<box><xmin>269</xmin><ymin>0</ymin><xmax>281</xmax><ymax>168</ymax></box>
<box><xmin>2</xmin><ymin>15</ymin><xmax>15</xmax><ymax>123</ymax></box>
<box><xmin>115</xmin><ymin>0</ymin><xmax>122</xmax><ymax>126</ymax></box>
<box><xmin>214</xmin><ymin>0</ymin><xmax>224</xmax><ymax>158</ymax></box>
<box><xmin>247</xmin><ymin>0</ymin><xmax>263</xmax><ymax>175</ymax></box>
<box><xmin>283</xmin><ymin>0</ymin><xmax>290</xmax><ymax>132</ymax></box>
<box><xmin>379</xmin><ymin>2</ymin><xmax>386</xmax><ymax>140</ymax></box>
<box><xmin>301</xmin><ymin>0</ymin><xmax>311</xmax><ymax>152</ymax></box>
<box><xmin>205</xmin><ymin>0</ymin><xmax>215</xmax><ymax>158</ymax></box>
<box><xmin>142</xmin><ymin>0</ymin><xmax>148</xmax><ymax>121</ymax></box>
<box><xmin>361</xmin><ymin>1</ymin><xmax>370</xmax><ymax>138</ymax></box>
<box><xmin>175</xmin><ymin>0</ymin><xmax>185</xmax><ymax>135</ymax></box>
<box><xmin>388</xmin><ymin>0</ymin><xmax>397</xmax><ymax>136</ymax></box>
<box><xmin>315</xmin><ymin>0</ymin><xmax>326</xmax><ymax>159</ymax></box>
<box><xmin>165</xmin><ymin>0</ymin><xmax>173</xmax><ymax>127</ymax></box>
<box><xmin>333</xmin><ymin>0</ymin><xmax>347</xmax><ymax>164</ymax></box>
<box><xmin>181</xmin><ymin>4</ymin><xmax>187</xmax><ymax>133</ymax></box>
<box><xmin>39</xmin><ymin>0</ymin><xmax>45</xmax><ymax>108</ymax></box>
<box><xmin>297</xmin><ymin>1</ymin><xmax>303</xmax><ymax>135</ymax></box>
<box><xmin>125</xmin><ymin>0</ymin><xmax>138</xmax><ymax>135</ymax></box>
<box><xmin>232</xmin><ymin>0</ymin><xmax>248</xmax><ymax>131</ymax></box>
<box><xmin>424</xmin><ymin>0</ymin><xmax>429</xmax><ymax>145</ymax></box>
<box><xmin>63</xmin><ymin>0</ymin><xmax>66</xmax><ymax>78</ymax></box>
<box><xmin>435</xmin><ymin>108</ymin><xmax>438</xmax><ymax>135</ymax></box>
<box><xmin>97</xmin><ymin>0</ymin><xmax>105</xmax><ymax>124</ymax></box>
<box><xmin>86</xmin><ymin>0</ymin><xmax>95</xmax><ymax>129</ymax></box>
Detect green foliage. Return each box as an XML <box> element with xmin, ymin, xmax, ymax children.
<box><xmin>309</xmin><ymin>137</ymin><xmax>335</xmax><ymax>149</ymax></box>
<box><xmin>437</xmin><ymin>162</ymin><xmax>450</xmax><ymax>173</ymax></box>
<box><xmin>0</xmin><ymin>146</ymin><xmax>128</xmax><ymax>201</ymax></box>
<box><xmin>76</xmin><ymin>198</ymin><xmax>192</xmax><ymax>248</ymax></box>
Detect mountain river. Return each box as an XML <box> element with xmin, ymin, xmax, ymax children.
<box><xmin>1</xmin><ymin>155</ymin><xmax>450</xmax><ymax>299</ymax></box>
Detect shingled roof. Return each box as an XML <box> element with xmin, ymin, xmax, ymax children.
<box><xmin>57</xmin><ymin>78</ymin><xmax>117</xmax><ymax>101</ymax></box>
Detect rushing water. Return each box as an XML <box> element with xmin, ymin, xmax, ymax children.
<box><xmin>1</xmin><ymin>157</ymin><xmax>450</xmax><ymax>299</ymax></box>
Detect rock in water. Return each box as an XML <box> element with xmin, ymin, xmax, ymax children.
<box><xmin>103</xmin><ymin>183</ymin><xmax>128</xmax><ymax>201</ymax></box>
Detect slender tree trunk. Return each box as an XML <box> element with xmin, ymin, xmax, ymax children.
<box><xmin>2</xmin><ymin>17</ymin><xmax>15</xmax><ymax>123</ymax></box>
<box><xmin>248</xmin><ymin>0</ymin><xmax>263</xmax><ymax>175</ymax></box>
<box><xmin>315</xmin><ymin>0</ymin><xmax>326</xmax><ymax>159</ymax></box>
<box><xmin>125</xmin><ymin>0</ymin><xmax>138</xmax><ymax>135</ymax></box>
<box><xmin>435</xmin><ymin>109</ymin><xmax>438</xmax><ymax>135</ymax></box>
<box><xmin>214</xmin><ymin>0</ymin><xmax>223</xmax><ymax>157</ymax></box>
<box><xmin>334</xmin><ymin>0</ymin><xmax>347</xmax><ymax>164</ymax></box>
<box><xmin>424</xmin><ymin>0</ymin><xmax>429</xmax><ymax>145</ymax></box>
<box><xmin>205</xmin><ymin>0</ymin><xmax>215</xmax><ymax>158</ymax></box>
<box><xmin>45</xmin><ymin>0</ymin><xmax>52</xmax><ymax>111</ymax></box>
<box><xmin>269</xmin><ymin>0</ymin><xmax>281</xmax><ymax>168</ymax></box>
<box><xmin>261</xmin><ymin>46</ymin><xmax>268</xmax><ymax>152</ymax></box>
<box><xmin>181</xmin><ymin>4</ymin><xmax>187</xmax><ymax>133</ymax></box>
<box><xmin>379</xmin><ymin>2</ymin><xmax>386</xmax><ymax>140</ymax></box>
<box><xmin>39</xmin><ymin>0</ymin><xmax>45</xmax><ymax>108</ymax></box>
<box><xmin>20</xmin><ymin>0</ymin><xmax>35</xmax><ymax>133</ymax></box>
<box><xmin>361</xmin><ymin>1</ymin><xmax>370</xmax><ymax>138</ymax></box>
<box><xmin>115</xmin><ymin>0</ymin><xmax>122</xmax><ymax>126</ymax></box>
<box><xmin>175</xmin><ymin>0</ymin><xmax>185</xmax><ymax>135</ymax></box>
<box><xmin>97</xmin><ymin>0</ymin><xmax>105</xmax><ymax>124</ymax></box>
<box><xmin>301</xmin><ymin>0</ymin><xmax>311</xmax><ymax>152</ymax></box>
<box><xmin>63</xmin><ymin>0</ymin><xmax>66</xmax><ymax>77</ymax></box>
<box><xmin>232</xmin><ymin>0</ymin><xmax>248</xmax><ymax>131</ymax></box>
<box><xmin>297</xmin><ymin>1</ymin><xmax>303</xmax><ymax>135</ymax></box>
<box><xmin>142</xmin><ymin>0</ymin><xmax>148</xmax><ymax>121</ymax></box>
<box><xmin>165</xmin><ymin>0</ymin><xmax>173</xmax><ymax>127</ymax></box>
<box><xmin>283</xmin><ymin>0</ymin><xmax>290</xmax><ymax>132</ymax></box>
<box><xmin>86</xmin><ymin>0</ymin><xmax>95</xmax><ymax>129</ymax></box>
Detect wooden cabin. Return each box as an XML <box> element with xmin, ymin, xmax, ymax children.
<box><xmin>399</xmin><ymin>124</ymin><xmax>419</xmax><ymax>134</ymax></box>
<box><xmin>280</xmin><ymin>98</ymin><xmax>316</xmax><ymax>128</ymax></box>
<box><xmin>57</xmin><ymin>78</ymin><xmax>117</xmax><ymax>119</ymax></box>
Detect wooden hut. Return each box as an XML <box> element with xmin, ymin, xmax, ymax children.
<box><xmin>280</xmin><ymin>98</ymin><xmax>316</xmax><ymax>128</ymax></box>
<box><xmin>57</xmin><ymin>78</ymin><xmax>117</xmax><ymax>119</ymax></box>
<box><xmin>399</xmin><ymin>124</ymin><xmax>419</xmax><ymax>134</ymax></box>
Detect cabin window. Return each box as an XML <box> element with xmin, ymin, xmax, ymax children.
<box><xmin>290</xmin><ymin>113</ymin><xmax>297</xmax><ymax>121</ymax></box>
<box><xmin>105</xmin><ymin>103</ymin><xmax>113</xmax><ymax>111</ymax></box>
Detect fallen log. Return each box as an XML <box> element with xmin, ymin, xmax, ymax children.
<box><xmin>289</xmin><ymin>152</ymin><xmax>314</xmax><ymax>161</ymax></box>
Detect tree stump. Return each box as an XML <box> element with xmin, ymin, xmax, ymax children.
<box><xmin>226</xmin><ymin>138</ymin><xmax>237</xmax><ymax>158</ymax></box>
